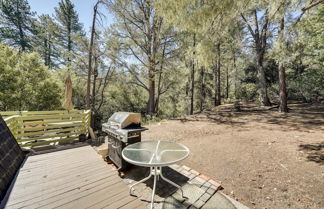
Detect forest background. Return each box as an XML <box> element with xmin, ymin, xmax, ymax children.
<box><xmin>1</xmin><ymin>0</ymin><xmax>323</xmax><ymax>128</ymax></box>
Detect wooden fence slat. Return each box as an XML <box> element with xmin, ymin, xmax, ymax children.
<box><xmin>20</xmin><ymin>110</ymin><xmax>81</xmax><ymax>115</ymax></box>
<box><xmin>18</xmin><ymin>114</ymin><xmax>84</xmax><ymax>120</ymax></box>
<box><xmin>0</xmin><ymin>110</ymin><xmax>82</xmax><ymax>115</ymax></box>
<box><xmin>23</xmin><ymin>119</ymin><xmax>84</xmax><ymax>126</ymax></box>
<box><xmin>17</xmin><ymin>123</ymin><xmax>83</xmax><ymax>132</ymax></box>
<box><xmin>16</xmin><ymin>127</ymin><xmax>83</xmax><ymax>138</ymax></box>
<box><xmin>0</xmin><ymin>111</ymin><xmax>24</xmax><ymax>116</ymax></box>
<box><xmin>17</xmin><ymin>131</ymin><xmax>83</xmax><ymax>142</ymax></box>
<box><xmin>2</xmin><ymin>110</ymin><xmax>91</xmax><ymax>148</ymax></box>
<box><xmin>19</xmin><ymin>137</ymin><xmax>79</xmax><ymax>147</ymax></box>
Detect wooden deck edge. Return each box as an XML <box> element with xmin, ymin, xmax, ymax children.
<box><xmin>25</xmin><ymin>142</ymin><xmax>90</xmax><ymax>156</ymax></box>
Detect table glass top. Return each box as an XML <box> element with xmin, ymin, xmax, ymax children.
<box><xmin>122</xmin><ymin>140</ymin><xmax>189</xmax><ymax>166</ymax></box>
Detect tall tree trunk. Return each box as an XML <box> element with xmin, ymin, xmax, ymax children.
<box><xmin>87</xmin><ymin>1</ymin><xmax>99</xmax><ymax>109</ymax></box>
<box><xmin>48</xmin><ymin>41</ymin><xmax>52</xmax><ymax>69</ymax></box>
<box><xmin>215</xmin><ymin>43</ymin><xmax>221</xmax><ymax>106</ymax></box>
<box><xmin>155</xmin><ymin>41</ymin><xmax>167</xmax><ymax>114</ymax></box>
<box><xmin>278</xmin><ymin>17</ymin><xmax>288</xmax><ymax>112</ymax></box>
<box><xmin>147</xmin><ymin>64</ymin><xmax>155</xmax><ymax>116</ymax></box>
<box><xmin>190</xmin><ymin>34</ymin><xmax>196</xmax><ymax>115</ymax></box>
<box><xmin>18</xmin><ymin>23</ymin><xmax>25</xmax><ymax>51</ymax></box>
<box><xmin>226</xmin><ymin>66</ymin><xmax>229</xmax><ymax>99</ymax></box>
<box><xmin>44</xmin><ymin>39</ymin><xmax>48</xmax><ymax>66</ymax></box>
<box><xmin>91</xmin><ymin>54</ymin><xmax>98</xmax><ymax>129</ymax></box>
<box><xmin>199</xmin><ymin>67</ymin><xmax>205</xmax><ymax>112</ymax></box>
<box><xmin>155</xmin><ymin>67</ymin><xmax>162</xmax><ymax>114</ymax></box>
<box><xmin>92</xmin><ymin>55</ymin><xmax>98</xmax><ymax>112</ymax></box>
<box><xmin>241</xmin><ymin>11</ymin><xmax>271</xmax><ymax>106</ymax></box>
<box><xmin>233</xmin><ymin>52</ymin><xmax>237</xmax><ymax>99</ymax></box>
<box><xmin>67</xmin><ymin>22</ymin><xmax>71</xmax><ymax>63</ymax></box>
<box><xmin>256</xmin><ymin>50</ymin><xmax>271</xmax><ymax>106</ymax></box>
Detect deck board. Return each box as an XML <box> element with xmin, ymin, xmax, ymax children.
<box><xmin>2</xmin><ymin>146</ymin><xmax>145</xmax><ymax>209</ymax></box>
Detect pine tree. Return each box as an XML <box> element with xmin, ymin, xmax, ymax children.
<box><xmin>105</xmin><ymin>0</ymin><xmax>177</xmax><ymax>116</ymax></box>
<box><xmin>54</xmin><ymin>0</ymin><xmax>84</xmax><ymax>65</ymax></box>
<box><xmin>33</xmin><ymin>15</ymin><xmax>60</xmax><ymax>69</ymax></box>
<box><xmin>0</xmin><ymin>0</ymin><xmax>35</xmax><ymax>51</ymax></box>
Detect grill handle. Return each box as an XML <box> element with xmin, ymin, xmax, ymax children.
<box><xmin>108</xmin><ymin>138</ymin><xmax>121</xmax><ymax>149</ymax></box>
<box><xmin>112</xmin><ymin>144</ymin><xmax>121</xmax><ymax>149</ymax></box>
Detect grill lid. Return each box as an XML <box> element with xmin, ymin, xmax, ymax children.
<box><xmin>107</xmin><ymin>112</ymin><xmax>141</xmax><ymax>129</ymax></box>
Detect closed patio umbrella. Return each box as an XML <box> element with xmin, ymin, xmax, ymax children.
<box><xmin>62</xmin><ymin>73</ymin><xmax>74</xmax><ymax>111</ymax></box>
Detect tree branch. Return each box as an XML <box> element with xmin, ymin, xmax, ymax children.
<box><xmin>302</xmin><ymin>0</ymin><xmax>324</xmax><ymax>11</ymax></box>
<box><xmin>241</xmin><ymin>13</ymin><xmax>256</xmax><ymax>38</ymax></box>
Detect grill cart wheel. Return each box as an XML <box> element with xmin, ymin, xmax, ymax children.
<box><xmin>119</xmin><ymin>171</ymin><xmax>125</xmax><ymax>178</ymax></box>
<box><xmin>105</xmin><ymin>155</ymin><xmax>113</xmax><ymax>164</ymax></box>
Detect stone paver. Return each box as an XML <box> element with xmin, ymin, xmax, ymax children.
<box><xmin>173</xmin><ymin>184</ymin><xmax>205</xmax><ymax>204</ymax></box>
<box><xmin>200</xmin><ymin>193</ymin><xmax>212</xmax><ymax>202</ymax></box>
<box><xmin>193</xmin><ymin>199</ymin><xmax>205</xmax><ymax>209</ymax></box>
<box><xmin>162</xmin><ymin>196</ymin><xmax>186</xmax><ymax>209</ymax></box>
<box><xmin>202</xmin><ymin>192</ymin><xmax>236</xmax><ymax>209</ymax></box>
<box><xmin>206</xmin><ymin>187</ymin><xmax>217</xmax><ymax>195</ymax></box>
<box><xmin>201</xmin><ymin>192</ymin><xmax>249</xmax><ymax>209</ymax></box>
<box><xmin>122</xmin><ymin>164</ymin><xmax>249</xmax><ymax>209</ymax></box>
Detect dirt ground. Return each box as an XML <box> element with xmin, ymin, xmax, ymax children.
<box><xmin>142</xmin><ymin>102</ymin><xmax>324</xmax><ymax>209</ymax></box>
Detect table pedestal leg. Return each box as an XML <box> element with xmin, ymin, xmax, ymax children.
<box><xmin>150</xmin><ymin>167</ymin><xmax>157</xmax><ymax>209</ymax></box>
<box><xmin>160</xmin><ymin>167</ymin><xmax>186</xmax><ymax>198</ymax></box>
<box><xmin>130</xmin><ymin>167</ymin><xmax>152</xmax><ymax>195</ymax></box>
<box><xmin>129</xmin><ymin>166</ymin><xmax>186</xmax><ymax>209</ymax></box>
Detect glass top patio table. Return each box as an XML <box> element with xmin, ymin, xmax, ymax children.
<box><xmin>122</xmin><ymin>140</ymin><xmax>189</xmax><ymax>167</ymax></box>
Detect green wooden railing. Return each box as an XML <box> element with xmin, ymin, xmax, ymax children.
<box><xmin>2</xmin><ymin>110</ymin><xmax>91</xmax><ymax>148</ymax></box>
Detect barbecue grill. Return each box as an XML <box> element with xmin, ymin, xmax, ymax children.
<box><xmin>102</xmin><ymin>112</ymin><xmax>147</xmax><ymax>171</ymax></box>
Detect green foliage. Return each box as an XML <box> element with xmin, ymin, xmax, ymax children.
<box><xmin>0</xmin><ymin>0</ymin><xmax>323</xmax><ymax>119</ymax></box>
<box><xmin>286</xmin><ymin>4</ymin><xmax>324</xmax><ymax>102</ymax></box>
<box><xmin>0</xmin><ymin>0</ymin><xmax>35</xmax><ymax>51</ymax></box>
<box><xmin>236</xmin><ymin>83</ymin><xmax>258</xmax><ymax>101</ymax></box>
<box><xmin>33</xmin><ymin>14</ymin><xmax>60</xmax><ymax>69</ymax></box>
<box><xmin>33</xmin><ymin>80</ymin><xmax>62</xmax><ymax>110</ymax></box>
<box><xmin>54</xmin><ymin>0</ymin><xmax>84</xmax><ymax>65</ymax></box>
<box><xmin>0</xmin><ymin>44</ymin><xmax>62</xmax><ymax>111</ymax></box>
<box><xmin>287</xmin><ymin>69</ymin><xmax>324</xmax><ymax>102</ymax></box>
<box><xmin>297</xmin><ymin>4</ymin><xmax>324</xmax><ymax>70</ymax></box>
<box><xmin>99</xmin><ymin>73</ymin><xmax>147</xmax><ymax>120</ymax></box>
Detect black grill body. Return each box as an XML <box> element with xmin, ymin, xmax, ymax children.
<box><xmin>102</xmin><ymin>112</ymin><xmax>147</xmax><ymax>171</ymax></box>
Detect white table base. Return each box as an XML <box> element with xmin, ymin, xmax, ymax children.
<box><xmin>130</xmin><ymin>166</ymin><xmax>186</xmax><ymax>209</ymax></box>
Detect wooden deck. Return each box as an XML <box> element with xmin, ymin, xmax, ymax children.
<box><xmin>2</xmin><ymin>146</ymin><xmax>146</xmax><ymax>209</ymax></box>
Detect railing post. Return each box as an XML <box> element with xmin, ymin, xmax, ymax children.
<box><xmin>4</xmin><ymin>115</ymin><xmax>19</xmax><ymax>139</ymax></box>
<box><xmin>13</xmin><ymin>117</ymin><xmax>19</xmax><ymax>139</ymax></box>
<box><xmin>83</xmin><ymin>110</ymin><xmax>91</xmax><ymax>135</ymax></box>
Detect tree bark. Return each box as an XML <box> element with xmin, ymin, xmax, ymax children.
<box><xmin>147</xmin><ymin>64</ymin><xmax>155</xmax><ymax>116</ymax></box>
<box><xmin>190</xmin><ymin>34</ymin><xmax>196</xmax><ymax>115</ymax></box>
<box><xmin>154</xmin><ymin>41</ymin><xmax>167</xmax><ymax>114</ymax></box>
<box><xmin>256</xmin><ymin>53</ymin><xmax>271</xmax><ymax>106</ymax></box>
<box><xmin>67</xmin><ymin>19</ymin><xmax>72</xmax><ymax>63</ymax></box>
<box><xmin>226</xmin><ymin>66</ymin><xmax>229</xmax><ymax>99</ymax></box>
<box><xmin>199</xmin><ymin>67</ymin><xmax>205</xmax><ymax>112</ymax></box>
<box><xmin>215</xmin><ymin>43</ymin><xmax>221</xmax><ymax>106</ymax></box>
<box><xmin>233</xmin><ymin>51</ymin><xmax>237</xmax><ymax>99</ymax></box>
<box><xmin>48</xmin><ymin>40</ymin><xmax>52</xmax><ymax>69</ymax></box>
<box><xmin>92</xmin><ymin>54</ymin><xmax>98</xmax><ymax>112</ymax></box>
<box><xmin>241</xmin><ymin>11</ymin><xmax>271</xmax><ymax>106</ymax></box>
<box><xmin>86</xmin><ymin>1</ymin><xmax>99</xmax><ymax>109</ymax></box>
<box><xmin>278</xmin><ymin>17</ymin><xmax>288</xmax><ymax>112</ymax></box>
